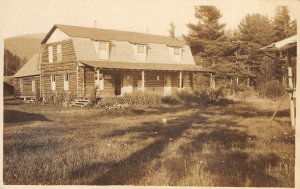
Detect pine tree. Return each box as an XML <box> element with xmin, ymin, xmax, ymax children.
<box><xmin>236</xmin><ymin>13</ymin><xmax>275</xmax><ymax>54</ymax></box>
<box><xmin>183</xmin><ymin>6</ymin><xmax>234</xmax><ymax>66</ymax></box>
<box><xmin>4</xmin><ymin>49</ymin><xmax>22</xmax><ymax>76</ymax></box>
<box><xmin>273</xmin><ymin>6</ymin><xmax>296</xmax><ymax>41</ymax></box>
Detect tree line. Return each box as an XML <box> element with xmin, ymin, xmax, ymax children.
<box><xmin>4</xmin><ymin>49</ymin><xmax>27</xmax><ymax>76</ymax></box>
<box><xmin>170</xmin><ymin>6</ymin><xmax>297</xmax><ymax>96</ymax></box>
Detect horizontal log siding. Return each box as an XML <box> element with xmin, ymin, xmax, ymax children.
<box><xmin>84</xmin><ymin>67</ymin><xmax>95</xmax><ymax>98</ymax></box>
<box><xmin>42</xmin><ymin>73</ymin><xmax>77</xmax><ymax>98</ymax></box>
<box><xmin>171</xmin><ymin>72</ymin><xmax>179</xmax><ymax>91</ymax></box>
<box><xmin>144</xmin><ymin>71</ymin><xmax>165</xmax><ymax>94</ymax></box>
<box><xmin>41</xmin><ymin>39</ymin><xmax>76</xmax><ymax>63</ymax></box>
<box><xmin>183</xmin><ymin>72</ymin><xmax>192</xmax><ymax>90</ymax></box>
<box><xmin>14</xmin><ymin>76</ymin><xmax>40</xmax><ymax>97</ymax></box>
<box><xmin>77</xmin><ymin>66</ymin><xmax>84</xmax><ymax>98</ymax></box>
<box><xmin>41</xmin><ymin>39</ymin><xmax>78</xmax><ymax>99</ymax></box>
<box><xmin>84</xmin><ymin>67</ymin><xmax>115</xmax><ymax>98</ymax></box>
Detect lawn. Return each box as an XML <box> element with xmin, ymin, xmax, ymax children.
<box><xmin>3</xmin><ymin>97</ymin><xmax>295</xmax><ymax>186</ymax></box>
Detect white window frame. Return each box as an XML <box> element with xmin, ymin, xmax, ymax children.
<box><xmin>20</xmin><ymin>78</ymin><xmax>23</xmax><ymax>92</ymax></box>
<box><xmin>32</xmin><ymin>78</ymin><xmax>35</xmax><ymax>92</ymax></box>
<box><xmin>57</xmin><ymin>44</ymin><xmax>62</xmax><ymax>62</ymax></box>
<box><xmin>51</xmin><ymin>75</ymin><xmax>56</xmax><ymax>91</ymax></box>
<box><xmin>48</xmin><ymin>46</ymin><xmax>53</xmax><ymax>63</ymax></box>
<box><xmin>64</xmin><ymin>73</ymin><xmax>69</xmax><ymax>91</ymax></box>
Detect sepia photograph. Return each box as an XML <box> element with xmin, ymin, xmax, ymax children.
<box><xmin>0</xmin><ymin>0</ymin><xmax>299</xmax><ymax>187</ymax></box>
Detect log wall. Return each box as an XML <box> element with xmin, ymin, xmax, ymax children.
<box><xmin>14</xmin><ymin>75</ymin><xmax>40</xmax><ymax>98</ymax></box>
<box><xmin>41</xmin><ymin>39</ymin><xmax>78</xmax><ymax>99</ymax></box>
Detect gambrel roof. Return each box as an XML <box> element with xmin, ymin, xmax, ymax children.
<box><xmin>14</xmin><ymin>53</ymin><xmax>40</xmax><ymax>77</ymax></box>
<box><xmin>42</xmin><ymin>24</ymin><xmax>185</xmax><ymax>47</ymax></box>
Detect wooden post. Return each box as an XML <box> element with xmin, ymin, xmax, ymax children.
<box><xmin>210</xmin><ymin>73</ymin><xmax>213</xmax><ymax>89</ymax></box>
<box><xmin>287</xmin><ymin>49</ymin><xmax>295</xmax><ymax>128</ymax></box>
<box><xmin>141</xmin><ymin>71</ymin><xmax>145</xmax><ymax>92</ymax></box>
<box><xmin>179</xmin><ymin>71</ymin><xmax>183</xmax><ymax>89</ymax></box>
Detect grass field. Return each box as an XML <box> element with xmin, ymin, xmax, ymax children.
<box><xmin>3</xmin><ymin>97</ymin><xmax>295</xmax><ymax>186</ymax></box>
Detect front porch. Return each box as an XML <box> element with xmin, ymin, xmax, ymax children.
<box><xmin>82</xmin><ymin>67</ymin><xmax>192</xmax><ymax>98</ymax></box>
<box><xmin>77</xmin><ymin>60</ymin><xmax>215</xmax><ymax>99</ymax></box>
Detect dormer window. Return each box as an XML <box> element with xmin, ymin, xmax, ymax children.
<box><xmin>174</xmin><ymin>47</ymin><xmax>181</xmax><ymax>55</ymax></box>
<box><xmin>138</xmin><ymin>45</ymin><xmax>145</xmax><ymax>53</ymax></box>
<box><xmin>94</xmin><ymin>41</ymin><xmax>109</xmax><ymax>60</ymax></box>
<box><xmin>169</xmin><ymin>46</ymin><xmax>182</xmax><ymax>63</ymax></box>
<box><xmin>133</xmin><ymin>44</ymin><xmax>146</xmax><ymax>62</ymax></box>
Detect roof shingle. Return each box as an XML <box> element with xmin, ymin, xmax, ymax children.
<box><xmin>42</xmin><ymin>24</ymin><xmax>186</xmax><ymax>47</ymax></box>
<box><xmin>14</xmin><ymin>53</ymin><xmax>40</xmax><ymax>77</ymax></box>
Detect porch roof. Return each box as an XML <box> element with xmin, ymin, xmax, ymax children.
<box><xmin>79</xmin><ymin>60</ymin><xmax>214</xmax><ymax>73</ymax></box>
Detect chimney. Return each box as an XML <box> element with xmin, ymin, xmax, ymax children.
<box><xmin>94</xmin><ymin>20</ymin><xmax>97</xmax><ymax>28</ymax></box>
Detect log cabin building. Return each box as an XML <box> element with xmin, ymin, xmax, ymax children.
<box><xmin>13</xmin><ymin>53</ymin><xmax>41</xmax><ymax>100</ymax></box>
<box><xmin>15</xmin><ymin>24</ymin><xmax>214</xmax><ymax>100</ymax></box>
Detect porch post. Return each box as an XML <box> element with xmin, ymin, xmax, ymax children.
<box><xmin>287</xmin><ymin>49</ymin><xmax>295</xmax><ymax>128</ymax></box>
<box><xmin>179</xmin><ymin>71</ymin><xmax>182</xmax><ymax>89</ymax></box>
<box><xmin>210</xmin><ymin>73</ymin><xmax>214</xmax><ymax>89</ymax></box>
<box><xmin>96</xmin><ymin>69</ymin><xmax>100</xmax><ymax>81</ymax></box>
<box><xmin>141</xmin><ymin>70</ymin><xmax>145</xmax><ymax>92</ymax></box>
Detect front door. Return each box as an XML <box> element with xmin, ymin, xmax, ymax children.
<box><xmin>164</xmin><ymin>73</ymin><xmax>172</xmax><ymax>96</ymax></box>
<box><xmin>114</xmin><ymin>74</ymin><xmax>122</xmax><ymax>95</ymax></box>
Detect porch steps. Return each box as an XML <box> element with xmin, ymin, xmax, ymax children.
<box><xmin>70</xmin><ymin>99</ymin><xmax>91</xmax><ymax>107</ymax></box>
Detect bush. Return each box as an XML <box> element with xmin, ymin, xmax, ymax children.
<box><xmin>265</xmin><ymin>80</ymin><xmax>285</xmax><ymax>99</ymax></box>
<box><xmin>96</xmin><ymin>92</ymin><xmax>163</xmax><ymax>108</ymax></box>
<box><xmin>43</xmin><ymin>92</ymin><xmax>76</xmax><ymax>105</ymax></box>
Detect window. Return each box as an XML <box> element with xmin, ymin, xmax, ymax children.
<box><xmin>99</xmin><ymin>42</ymin><xmax>107</xmax><ymax>51</ymax></box>
<box><xmin>138</xmin><ymin>45</ymin><xmax>145</xmax><ymax>53</ymax></box>
<box><xmin>48</xmin><ymin>46</ymin><xmax>53</xmax><ymax>63</ymax></box>
<box><xmin>64</xmin><ymin>73</ymin><xmax>69</xmax><ymax>91</ymax></box>
<box><xmin>51</xmin><ymin>75</ymin><xmax>56</xmax><ymax>91</ymax></box>
<box><xmin>135</xmin><ymin>44</ymin><xmax>146</xmax><ymax>62</ymax></box>
<box><xmin>174</xmin><ymin>47</ymin><xmax>181</xmax><ymax>55</ymax></box>
<box><xmin>20</xmin><ymin>78</ymin><xmax>23</xmax><ymax>92</ymax></box>
<box><xmin>57</xmin><ymin>44</ymin><xmax>62</xmax><ymax>62</ymax></box>
<box><xmin>32</xmin><ymin>78</ymin><xmax>35</xmax><ymax>92</ymax></box>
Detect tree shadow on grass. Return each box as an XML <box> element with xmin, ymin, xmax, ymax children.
<box><xmin>203</xmin><ymin>151</ymin><xmax>280</xmax><ymax>187</ymax></box>
<box><xmin>4</xmin><ymin>110</ymin><xmax>51</xmax><ymax>124</ymax></box>
<box><xmin>69</xmin><ymin>103</ymin><xmax>288</xmax><ymax>186</ymax></box>
<box><xmin>69</xmin><ymin>111</ymin><xmax>207</xmax><ymax>185</ymax></box>
<box><xmin>178</xmin><ymin>118</ymin><xmax>281</xmax><ymax>187</ymax></box>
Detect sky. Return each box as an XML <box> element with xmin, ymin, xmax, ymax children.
<box><xmin>0</xmin><ymin>0</ymin><xmax>298</xmax><ymax>39</ymax></box>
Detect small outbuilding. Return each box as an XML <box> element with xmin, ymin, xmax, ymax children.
<box><xmin>13</xmin><ymin>53</ymin><xmax>41</xmax><ymax>101</ymax></box>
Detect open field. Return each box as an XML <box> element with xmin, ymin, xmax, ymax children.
<box><xmin>3</xmin><ymin>97</ymin><xmax>295</xmax><ymax>186</ymax></box>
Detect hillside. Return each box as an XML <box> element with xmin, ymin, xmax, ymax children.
<box><xmin>4</xmin><ymin>33</ymin><xmax>46</xmax><ymax>60</ymax></box>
